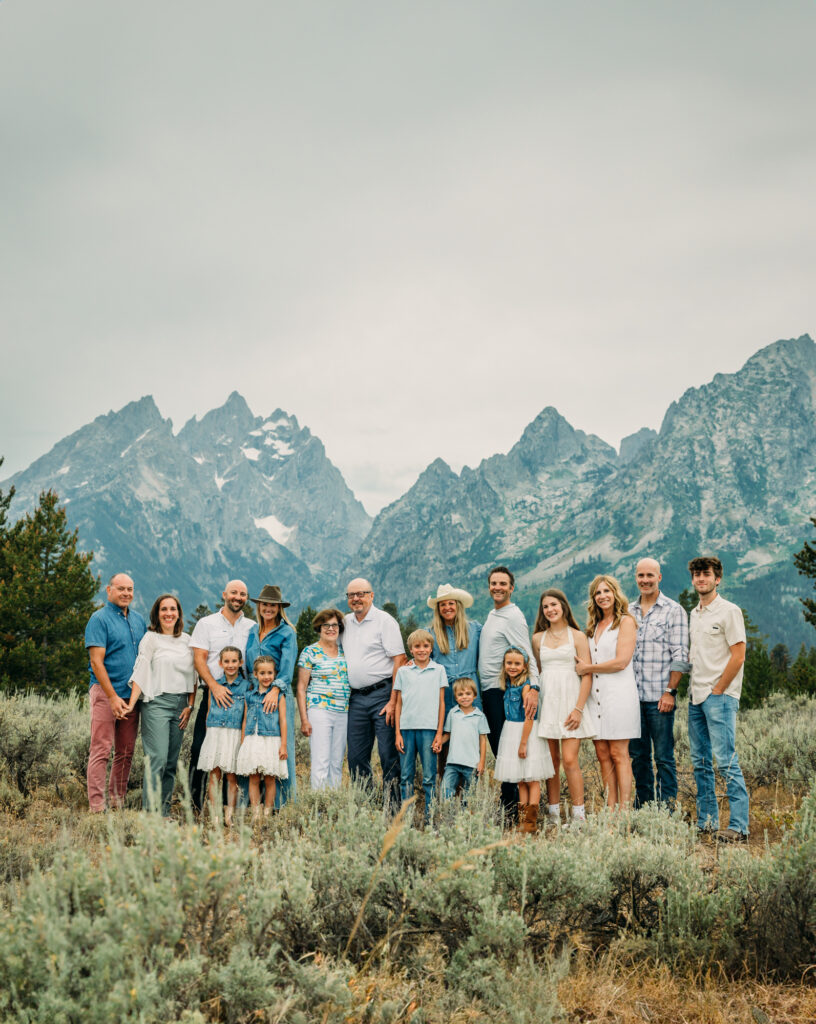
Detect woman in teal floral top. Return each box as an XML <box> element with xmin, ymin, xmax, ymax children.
<box><xmin>296</xmin><ymin>608</ymin><xmax>350</xmax><ymax>790</ymax></box>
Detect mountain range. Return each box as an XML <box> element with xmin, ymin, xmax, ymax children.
<box><xmin>4</xmin><ymin>334</ymin><xmax>815</xmax><ymax>649</ymax></box>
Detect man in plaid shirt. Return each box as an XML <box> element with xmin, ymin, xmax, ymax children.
<box><xmin>629</xmin><ymin>558</ymin><xmax>690</xmax><ymax>808</ymax></box>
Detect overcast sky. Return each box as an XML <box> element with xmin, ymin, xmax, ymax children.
<box><xmin>2</xmin><ymin>1</ymin><xmax>814</xmax><ymax>514</ymax></box>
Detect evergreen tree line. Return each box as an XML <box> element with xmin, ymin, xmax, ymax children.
<box><xmin>2</xmin><ymin>458</ymin><xmax>816</xmax><ymax>706</ymax></box>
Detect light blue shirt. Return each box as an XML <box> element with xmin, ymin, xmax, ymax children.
<box><xmin>444</xmin><ymin>706</ymin><xmax>490</xmax><ymax>768</ymax></box>
<box><xmin>394</xmin><ymin>661</ymin><xmax>447</xmax><ymax>730</ymax></box>
<box><xmin>430</xmin><ymin>619</ymin><xmax>481</xmax><ymax>684</ymax></box>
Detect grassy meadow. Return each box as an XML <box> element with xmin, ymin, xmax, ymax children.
<box><xmin>0</xmin><ymin>691</ymin><xmax>815</xmax><ymax>1023</ymax></box>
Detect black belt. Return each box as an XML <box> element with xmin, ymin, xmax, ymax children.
<box><xmin>353</xmin><ymin>679</ymin><xmax>390</xmax><ymax>697</ymax></box>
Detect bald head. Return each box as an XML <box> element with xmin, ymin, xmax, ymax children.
<box><xmin>221</xmin><ymin>579</ymin><xmax>248</xmax><ymax>618</ymax></box>
<box><xmin>107</xmin><ymin>573</ymin><xmax>134</xmax><ymax>610</ymax></box>
<box><xmin>635</xmin><ymin>559</ymin><xmax>661</xmax><ymax>600</ymax></box>
<box><xmin>347</xmin><ymin>577</ymin><xmax>374</xmax><ymax>619</ymax></box>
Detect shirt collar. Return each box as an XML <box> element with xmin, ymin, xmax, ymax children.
<box><xmin>351</xmin><ymin>605</ymin><xmax>377</xmax><ymax>626</ymax></box>
<box><xmin>106</xmin><ymin>600</ymin><xmax>129</xmax><ymax>618</ymax></box>
<box><xmin>219</xmin><ymin>609</ymin><xmax>244</xmax><ymax>625</ymax></box>
<box><xmin>695</xmin><ymin>594</ymin><xmax>723</xmax><ymax>614</ymax></box>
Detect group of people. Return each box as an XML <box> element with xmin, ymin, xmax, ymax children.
<box><xmin>84</xmin><ymin>553</ymin><xmax>750</xmax><ymax>840</ymax></box>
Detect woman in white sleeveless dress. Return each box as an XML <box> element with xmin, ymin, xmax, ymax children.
<box><xmin>575</xmin><ymin>575</ymin><xmax>640</xmax><ymax>808</ymax></box>
<box><xmin>533</xmin><ymin>589</ymin><xmax>595</xmax><ymax>827</ymax></box>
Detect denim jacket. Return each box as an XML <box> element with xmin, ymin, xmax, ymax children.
<box><xmin>503</xmin><ymin>683</ymin><xmax>527</xmax><ymax>724</ymax></box>
<box><xmin>243</xmin><ymin>687</ymin><xmax>282</xmax><ymax>738</ymax></box>
<box><xmin>206</xmin><ymin>674</ymin><xmax>250</xmax><ymax>730</ymax></box>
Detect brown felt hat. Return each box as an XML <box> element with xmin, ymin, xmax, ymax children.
<box><xmin>251</xmin><ymin>584</ymin><xmax>291</xmax><ymax>608</ymax></box>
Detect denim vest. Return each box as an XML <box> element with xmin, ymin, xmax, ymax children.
<box><xmin>205</xmin><ymin>674</ymin><xmax>250</xmax><ymax>730</ymax></box>
<box><xmin>243</xmin><ymin>687</ymin><xmax>282</xmax><ymax>738</ymax></box>
<box><xmin>503</xmin><ymin>683</ymin><xmax>527</xmax><ymax>724</ymax></box>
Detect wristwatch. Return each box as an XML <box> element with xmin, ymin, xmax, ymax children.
<box><xmin>666</xmin><ymin>688</ymin><xmax>678</xmax><ymax>698</ymax></box>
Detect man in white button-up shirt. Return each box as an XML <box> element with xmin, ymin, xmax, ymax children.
<box><xmin>687</xmin><ymin>556</ymin><xmax>748</xmax><ymax>843</ymax></box>
<box><xmin>188</xmin><ymin>579</ymin><xmax>253</xmax><ymax>813</ymax></box>
<box><xmin>344</xmin><ymin>577</ymin><xmax>406</xmax><ymax>812</ymax></box>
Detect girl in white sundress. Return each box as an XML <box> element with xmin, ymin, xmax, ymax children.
<box><xmin>575</xmin><ymin>575</ymin><xmax>640</xmax><ymax>808</ymax></box>
<box><xmin>533</xmin><ymin>589</ymin><xmax>595</xmax><ymax>828</ymax></box>
<box><xmin>493</xmin><ymin>646</ymin><xmax>554</xmax><ymax>833</ymax></box>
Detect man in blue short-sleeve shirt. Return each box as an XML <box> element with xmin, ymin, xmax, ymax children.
<box><xmin>84</xmin><ymin>573</ymin><xmax>146</xmax><ymax>811</ymax></box>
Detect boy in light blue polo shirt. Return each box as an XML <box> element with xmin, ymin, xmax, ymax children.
<box><xmin>394</xmin><ymin>629</ymin><xmax>447</xmax><ymax>822</ymax></box>
<box><xmin>440</xmin><ymin>678</ymin><xmax>490</xmax><ymax>801</ymax></box>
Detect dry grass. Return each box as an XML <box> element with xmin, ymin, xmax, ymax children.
<box><xmin>563</xmin><ymin>953</ymin><xmax>816</xmax><ymax>1023</ymax></box>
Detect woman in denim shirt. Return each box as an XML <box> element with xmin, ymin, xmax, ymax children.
<box><xmin>427</xmin><ymin>585</ymin><xmax>482</xmax><ymax>776</ymax></box>
<box><xmin>245</xmin><ymin>585</ymin><xmax>298</xmax><ymax>805</ymax></box>
<box><xmin>197</xmin><ymin>645</ymin><xmax>250</xmax><ymax>824</ymax></box>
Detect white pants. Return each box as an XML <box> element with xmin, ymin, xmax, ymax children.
<box><xmin>308</xmin><ymin>707</ymin><xmax>348</xmax><ymax>790</ymax></box>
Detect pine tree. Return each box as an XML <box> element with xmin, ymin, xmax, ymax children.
<box><xmin>793</xmin><ymin>515</ymin><xmax>816</xmax><ymax>630</ymax></box>
<box><xmin>295</xmin><ymin>605</ymin><xmax>319</xmax><ymax>655</ymax></box>
<box><xmin>186</xmin><ymin>603</ymin><xmax>213</xmax><ymax>633</ymax></box>
<box><xmin>741</xmin><ymin>610</ymin><xmax>774</xmax><ymax>708</ymax></box>
<box><xmin>0</xmin><ymin>489</ymin><xmax>98</xmax><ymax>696</ymax></box>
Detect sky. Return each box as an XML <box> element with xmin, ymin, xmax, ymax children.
<box><xmin>2</xmin><ymin>1</ymin><xmax>815</xmax><ymax>514</ymax></box>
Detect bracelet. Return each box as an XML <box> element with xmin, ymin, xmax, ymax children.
<box><xmin>573</xmin><ymin>706</ymin><xmax>584</xmax><ymax>715</ymax></box>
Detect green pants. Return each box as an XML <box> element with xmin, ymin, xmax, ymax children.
<box><xmin>140</xmin><ymin>692</ymin><xmax>188</xmax><ymax>814</ymax></box>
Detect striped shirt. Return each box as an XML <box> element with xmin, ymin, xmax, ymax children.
<box><xmin>631</xmin><ymin>593</ymin><xmax>690</xmax><ymax>702</ymax></box>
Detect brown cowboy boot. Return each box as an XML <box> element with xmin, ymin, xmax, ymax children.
<box><xmin>521</xmin><ymin>804</ymin><xmax>539</xmax><ymax>835</ymax></box>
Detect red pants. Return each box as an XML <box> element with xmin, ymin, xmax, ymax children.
<box><xmin>87</xmin><ymin>685</ymin><xmax>140</xmax><ymax>811</ymax></box>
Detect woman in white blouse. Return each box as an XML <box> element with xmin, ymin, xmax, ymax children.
<box><xmin>126</xmin><ymin>594</ymin><xmax>196</xmax><ymax>814</ymax></box>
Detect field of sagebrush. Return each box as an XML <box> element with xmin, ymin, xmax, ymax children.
<box><xmin>0</xmin><ymin>691</ymin><xmax>815</xmax><ymax>1024</ymax></box>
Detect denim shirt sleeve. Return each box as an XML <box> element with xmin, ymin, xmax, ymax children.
<box><xmin>276</xmin><ymin>625</ymin><xmax>297</xmax><ymax>691</ymax></box>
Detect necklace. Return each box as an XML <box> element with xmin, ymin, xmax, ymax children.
<box><xmin>548</xmin><ymin>627</ymin><xmax>569</xmax><ymax>641</ymax></box>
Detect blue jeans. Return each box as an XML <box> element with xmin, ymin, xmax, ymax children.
<box><xmin>629</xmin><ymin>701</ymin><xmax>677</xmax><ymax>808</ymax></box>
<box><xmin>688</xmin><ymin>694</ymin><xmax>749</xmax><ymax>834</ymax></box>
<box><xmin>441</xmin><ymin>763</ymin><xmax>474</xmax><ymax>801</ymax></box>
<box><xmin>399</xmin><ymin>729</ymin><xmax>436</xmax><ymax>821</ymax></box>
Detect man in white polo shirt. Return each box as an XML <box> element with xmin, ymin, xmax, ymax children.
<box><xmin>344</xmin><ymin>577</ymin><xmax>407</xmax><ymax>811</ymax></box>
<box><xmin>188</xmin><ymin>579</ymin><xmax>253</xmax><ymax>814</ymax></box>
<box><xmin>687</xmin><ymin>555</ymin><xmax>748</xmax><ymax>843</ymax></box>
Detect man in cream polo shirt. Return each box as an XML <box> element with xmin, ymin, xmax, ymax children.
<box><xmin>687</xmin><ymin>555</ymin><xmax>748</xmax><ymax>843</ymax></box>
<box><xmin>343</xmin><ymin>577</ymin><xmax>407</xmax><ymax>811</ymax></box>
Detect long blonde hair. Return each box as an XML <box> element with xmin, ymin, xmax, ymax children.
<box><xmin>498</xmin><ymin>646</ymin><xmax>530</xmax><ymax>691</ymax></box>
<box><xmin>431</xmin><ymin>601</ymin><xmax>471</xmax><ymax>655</ymax></box>
<box><xmin>586</xmin><ymin>575</ymin><xmax>631</xmax><ymax>636</ymax></box>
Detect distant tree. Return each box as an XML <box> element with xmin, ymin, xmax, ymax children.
<box><xmin>0</xmin><ymin>489</ymin><xmax>98</xmax><ymax>696</ymax></box>
<box><xmin>186</xmin><ymin>603</ymin><xmax>213</xmax><ymax>633</ymax></box>
<box><xmin>793</xmin><ymin>515</ymin><xmax>816</xmax><ymax>630</ymax></box>
<box><xmin>740</xmin><ymin>610</ymin><xmax>774</xmax><ymax>708</ymax></box>
<box><xmin>789</xmin><ymin>644</ymin><xmax>816</xmax><ymax>697</ymax></box>
<box><xmin>381</xmin><ymin>601</ymin><xmax>418</xmax><ymax>649</ymax></box>
<box><xmin>677</xmin><ymin>587</ymin><xmax>698</xmax><ymax>617</ymax></box>
<box><xmin>295</xmin><ymin>605</ymin><xmax>319</xmax><ymax>656</ymax></box>
<box><xmin>769</xmin><ymin>643</ymin><xmax>790</xmax><ymax>675</ymax></box>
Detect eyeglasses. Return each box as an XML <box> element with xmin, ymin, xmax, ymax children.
<box><xmin>346</xmin><ymin>591</ymin><xmax>372</xmax><ymax>599</ymax></box>
<box><xmin>321</xmin><ymin>623</ymin><xmax>340</xmax><ymax>631</ymax></box>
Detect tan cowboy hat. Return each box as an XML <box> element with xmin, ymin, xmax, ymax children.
<box><xmin>427</xmin><ymin>583</ymin><xmax>474</xmax><ymax>610</ymax></box>
<box><xmin>251</xmin><ymin>584</ymin><xmax>291</xmax><ymax>608</ymax></box>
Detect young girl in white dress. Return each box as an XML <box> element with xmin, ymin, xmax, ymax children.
<box><xmin>533</xmin><ymin>589</ymin><xmax>595</xmax><ymax>828</ymax></box>
<box><xmin>236</xmin><ymin>655</ymin><xmax>288</xmax><ymax>821</ymax></box>
<box><xmin>197</xmin><ymin>645</ymin><xmax>249</xmax><ymax>825</ymax></box>
<box><xmin>493</xmin><ymin>646</ymin><xmax>554</xmax><ymax>833</ymax></box>
<box><xmin>575</xmin><ymin>575</ymin><xmax>640</xmax><ymax>808</ymax></box>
